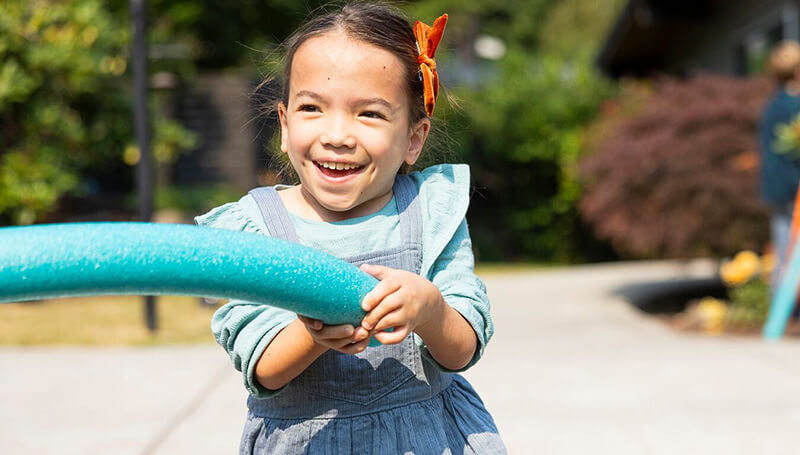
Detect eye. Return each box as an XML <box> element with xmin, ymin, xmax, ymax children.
<box><xmin>298</xmin><ymin>104</ymin><xmax>320</xmax><ymax>113</ymax></box>
<box><xmin>360</xmin><ymin>110</ymin><xmax>386</xmax><ymax>120</ymax></box>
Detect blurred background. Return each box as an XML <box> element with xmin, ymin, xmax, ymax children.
<box><xmin>4</xmin><ymin>1</ymin><xmax>800</xmax><ymax>453</ymax></box>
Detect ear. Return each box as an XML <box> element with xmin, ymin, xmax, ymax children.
<box><xmin>404</xmin><ymin>117</ymin><xmax>431</xmax><ymax>166</ymax></box>
<box><xmin>278</xmin><ymin>102</ymin><xmax>289</xmax><ymax>153</ymax></box>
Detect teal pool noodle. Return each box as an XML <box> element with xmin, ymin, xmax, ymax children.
<box><xmin>763</xmin><ymin>240</ymin><xmax>800</xmax><ymax>340</ymax></box>
<box><xmin>0</xmin><ymin>222</ymin><xmax>378</xmax><ymax>327</ymax></box>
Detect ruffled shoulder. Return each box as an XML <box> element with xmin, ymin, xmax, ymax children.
<box><xmin>408</xmin><ymin>164</ymin><xmax>471</xmax><ymax>277</ymax></box>
<box><xmin>194</xmin><ymin>197</ymin><xmax>269</xmax><ymax>236</ymax></box>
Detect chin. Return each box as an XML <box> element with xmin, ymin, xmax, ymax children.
<box><xmin>317</xmin><ymin>196</ymin><xmax>360</xmax><ymax>213</ymax></box>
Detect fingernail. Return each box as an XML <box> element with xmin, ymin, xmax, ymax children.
<box><xmin>362</xmin><ymin>321</ymin><xmax>373</xmax><ymax>330</ymax></box>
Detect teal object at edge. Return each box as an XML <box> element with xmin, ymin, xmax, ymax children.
<box><xmin>0</xmin><ymin>223</ymin><xmax>378</xmax><ymax>327</ymax></box>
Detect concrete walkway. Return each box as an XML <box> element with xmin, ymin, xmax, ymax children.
<box><xmin>1</xmin><ymin>260</ymin><xmax>798</xmax><ymax>454</ymax></box>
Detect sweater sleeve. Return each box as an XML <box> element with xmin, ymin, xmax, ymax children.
<box><xmin>195</xmin><ymin>200</ymin><xmax>296</xmax><ymax>398</ymax></box>
<box><xmin>419</xmin><ymin>218</ymin><xmax>493</xmax><ymax>372</ymax></box>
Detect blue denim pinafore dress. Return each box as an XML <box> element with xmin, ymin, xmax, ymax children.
<box><xmin>241</xmin><ymin>175</ymin><xmax>506</xmax><ymax>454</ymax></box>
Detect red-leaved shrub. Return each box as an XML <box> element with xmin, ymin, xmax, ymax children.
<box><xmin>579</xmin><ymin>75</ymin><xmax>773</xmax><ymax>259</ymax></box>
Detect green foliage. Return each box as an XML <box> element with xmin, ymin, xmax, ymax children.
<box><xmin>0</xmin><ymin>151</ymin><xmax>78</xmax><ymax>225</ymax></box>
<box><xmin>725</xmin><ymin>277</ymin><xmax>770</xmax><ymax>328</ymax></box>
<box><xmin>0</xmin><ymin>0</ymin><xmax>195</xmax><ymax>225</ymax></box>
<box><xmin>537</xmin><ymin>0</ymin><xmax>627</xmax><ymax>58</ymax></box>
<box><xmin>154</xmin><ymin>184</ymin><xmax>242</xmax><ymax>214</ymax></box>
<box><xmin>460</xmin><ymin>51</ymin><xmax>614</xmax><ymax>260</ymax></box>
<box><xmin>410</xmin><ymin>0</ymin><xmax>554</xmax><ymax>50</ymax></box>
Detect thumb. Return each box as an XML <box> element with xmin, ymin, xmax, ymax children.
<box><xmin>360</xmin><ymin>263</ymin><xmax>390</xmax><ymax>280</ymax></box>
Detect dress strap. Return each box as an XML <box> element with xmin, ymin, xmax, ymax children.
<box><xmin>247</xmin><ymin>187</ymin><xmax>300</xmax><ymax>243</ymax></box>
<box><xmin>393</xmin><ymin>174</ymin><xmax>422</xmax><ymax>248</ymax></box>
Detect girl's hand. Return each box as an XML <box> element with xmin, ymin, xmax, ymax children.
<box><xmin>296</xmin><ymin>315</ymin><xmax>371</xmax><ymax>355</ymax></box>
<box><xmin>358</xmin><ymin>264</ymin><xmax>445</xmax><ymax>345</ymax></box>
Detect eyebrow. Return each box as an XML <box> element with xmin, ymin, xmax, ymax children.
<box><xmin>294</xmin><ymin>90</ymin><xmax>394</xmax><ymax>110</ymax></box>
<box><xmin>294</xmin><ymin>90</ymin><xmax>325</xmax><ymax>102</ymax></box>
<box><xmin>355</xmin><ymin>97</ymin><xmax>394</xmax><ymax>110</ymax></box>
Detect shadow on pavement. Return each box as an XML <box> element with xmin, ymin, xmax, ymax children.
<box><xmin>612</xmin><ymin>277</ymin><xmax>728</xmax><ymax>314</ymax></box>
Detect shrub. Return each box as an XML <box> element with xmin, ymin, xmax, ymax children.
<box><xmin>458</xmin><ymin>51</ymin><xmax>614</xmax><ymax>262</ymax></box>
<box><xmin>0</xmin><ymin>0</ymin><xmax>194</xmax><ymax>225</ymax></box>
<box><xmin>579</xmin><ymin>75</ymin><xmax>773</xmax><ymax>259</ymax></box>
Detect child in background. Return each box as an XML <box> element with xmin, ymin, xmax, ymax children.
<box><xmin>760</xmin><ymin>41</ymin><xmax>800</xmax><ymax>287</ymax></box>
<box><xmin>196</xmin><ymin>3</ymin><xmax>506</xmax><ymax>453</ymax></box>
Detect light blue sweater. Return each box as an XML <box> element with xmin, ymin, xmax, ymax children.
<box><xmin>195</xmin><ymin>164</ymin><xmax>494</xmax><ymax>397</ymax></box>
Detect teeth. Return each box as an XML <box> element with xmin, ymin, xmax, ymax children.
<box><xmin>317</xmin><ymin>161</ymin><xmax>361</xmax><ymax>171</ymax></box>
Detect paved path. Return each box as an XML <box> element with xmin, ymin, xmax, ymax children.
<box><xmin>1</xmin><ymin>260</ymin><xmax>798</xmax><ymax>454</ymax></box>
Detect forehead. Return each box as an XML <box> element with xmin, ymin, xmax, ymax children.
<box><xmin>289</xmin><ymin>31</ymin><xmax>408</xmax><ymax>104</ymax></box>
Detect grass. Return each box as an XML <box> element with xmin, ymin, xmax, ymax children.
<box><xmin>0</xmin><ymin>295</ymin><xmax>220</xmax><ymax>346</ymax></box>
<box><xmin>475</xmin><ymin>262</ymin><xmax>555</xmax><ymax>275</ymax></box>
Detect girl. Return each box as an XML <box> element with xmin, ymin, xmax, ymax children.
<box><xmin>196</xmin><ymin>3</ymin><xmax>506</xmax><ymax>453</ymax></box>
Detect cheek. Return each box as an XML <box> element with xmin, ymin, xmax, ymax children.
<box><xmin>361</xmin><ymin>127</ymin><xmax>407</xmax><ymax>158</ymax></box>
<box><xmin>286</xmin><ymin>122</ymin><xmax>316</xmax><ymax>152</ymax></box>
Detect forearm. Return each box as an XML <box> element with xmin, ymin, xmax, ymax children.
<box><xmin>254</xmin><ymin>318</ymin><xmax>328</xmax><ymax>390</ymax></box>
<box><xmin>416</xmin><ymin>298</ymin><xmax>478</xmax><ymax>371</ymax></box>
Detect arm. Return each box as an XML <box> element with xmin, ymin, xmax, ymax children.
<box><xmin>253</xmin><ymin>319</ymin><xmax>327</xmax><ymax>390</ymax></box>
<box><xmin>415</xmin><ymin>293</ymin><xmax>478</xmax><ymax>370</ymax></box>
<box><xmin>426</xmin><ymin>219</ymin><xmax>493</xmax><ymax>370</ymax></box>
<box><xmin>214</xmin><ymin>300</ymin><xmax>373</xmax><ymax>393</ymax></box>
<box><xmin>211</xmin><ymin>300</ymin><xmax>296</xmax><ymax>397</ymax></box>
<box><xmin>253</xmin><ymin>317</ymin><xmax>370</xmax><ymax>390</ymax></box>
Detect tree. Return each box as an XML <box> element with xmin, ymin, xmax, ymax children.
<box><xmin>0</xmin><ymin>0</ymin><xmax>194</xmax><ymax>224</ymax></box>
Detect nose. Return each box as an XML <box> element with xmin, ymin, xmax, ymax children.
<box><xmin>320</xmin><ymin>114</ymin><xmax>356</xmax><ymax>149</ymax></box>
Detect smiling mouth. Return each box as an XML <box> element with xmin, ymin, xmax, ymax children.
<box><xmin>314</xmin><ymin>160</ymin><xmax>365</xmax><ymax>178</ymax></box>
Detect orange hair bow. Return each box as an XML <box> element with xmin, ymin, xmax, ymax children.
<box><xmin>413</xmin><ymin>13</ymin><xmax>448</xmax><ymax>117</ymax></box>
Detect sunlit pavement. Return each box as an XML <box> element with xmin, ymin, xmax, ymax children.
<box><xmin>1</xmin><ymin>260</ymin><xmax>799</xmax><ymax>454</ymax></box>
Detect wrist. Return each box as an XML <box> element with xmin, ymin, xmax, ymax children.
<box><xmin>415</xmin><ymin>293</ymin><xmax>446</xmax><ymax>341</ymax></box>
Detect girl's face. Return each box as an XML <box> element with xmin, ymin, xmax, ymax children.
<box><xmin>279</xmin><ymin>31</ymin><xmax>430</xmax><ymax>221</ymax></box>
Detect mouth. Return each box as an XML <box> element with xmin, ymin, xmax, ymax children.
<box><xmin>313</xmin><ymin>160</ymin><xmax>365</xmax><ymax>179</ymax></box>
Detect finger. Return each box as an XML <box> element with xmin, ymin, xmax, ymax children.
<box><xmin>371</xmin><ymin>308</ymin><xmax>407</xmax><ymax>333</ymax></box>
<box><xmin>297</xmin><ymin>315</ymin><xmax>322</xmax><ymax>330</ymax></box>
<box><xmin>353</xmin><ymin>325</ymin><xmax>371</xmax><ymax>342</ymax></box>
<box><xmin>374</xmin><ymin>325</ymin><xmax>410</xmax><ymax>345</ymax></box>
<box><xmin>360</xmin><ymin>277</ymin><xmax>402</xmax><ymax>312</ymax></box>
<box><xmin>336</xmin><ymin>337</ymin><xmax>370</xmax><ymax>355</ymax></box>
<box><xmin>360</xmin><ymin>263</ymin><xmax>392</xmax><ymax>280</ymax></box>
<box><xmin>361</xmin><ymin>293</ymin><xmax>403</xmax><ymax>331</ymax></box>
